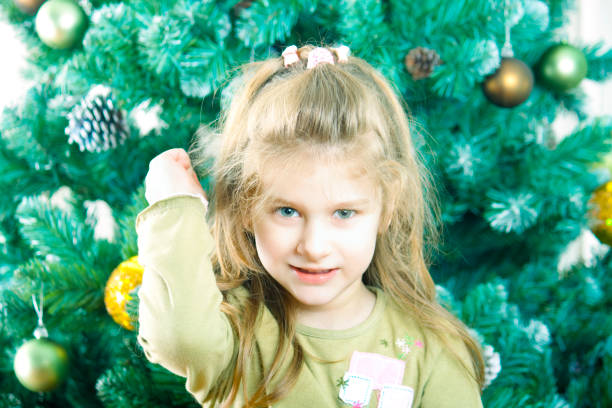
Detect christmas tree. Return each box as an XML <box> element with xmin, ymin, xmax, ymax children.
<box><xmin>1</xmin><ymin>0</ymin><xmax>611</xmax><ymax>406</ymax></box>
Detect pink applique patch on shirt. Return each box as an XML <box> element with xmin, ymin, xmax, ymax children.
<box><xmin>348</xmin><ymin>351</ymin><xmax>405</xmax><ymax>390</ymax></box>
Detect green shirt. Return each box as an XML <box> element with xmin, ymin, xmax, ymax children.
<box><xmin>136</xmin><ymin>195</ymin><xmax>483</xmax><ymax>407</ymax></box>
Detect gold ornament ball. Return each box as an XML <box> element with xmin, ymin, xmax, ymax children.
<box><xmin>482</xmin><ymin>57</ymin><xmax>534</xmax><ymax>108</ymax></box>
<box><xmin>104</xmin><ymin>256</ymin><xmax>143</xmax><ymax>330</ymax></box>
<box><xmin>589</xmin><ymin>181</ymin><xmax>612</xmax><ymax>246</ymax></box>
<box><xmin>13</xmin><ymin>0</ymin><xmax>46</xmax><ymax>15</ymax></box>
<box><xmin>13</xmin><ymin>338</ymin><xmax>69</xmax><ymax>392</ymax></box>
<box><xmin>34</xmin><ymin>0</ymin><xmax>88</xmax><ymax>49</ymax></box>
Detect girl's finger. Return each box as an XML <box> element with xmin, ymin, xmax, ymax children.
<box><xmin>170</xmin><ymin>148</ymin><xmax>192</xmax><ymax>170</ymax></box>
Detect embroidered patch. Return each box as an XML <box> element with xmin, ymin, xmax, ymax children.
<box><xmin>395</xmin><ymin>334</ymin><xmax>424</xmax><ymax>360</ymax></box>
<box><xmin>378</xmin><ymin>384</ymin><xmax>414</xmax><ymax>408</ymax></box>
<box><xmin>336</xmin><ymin>376</ymin><xmax>350</xmax><ymax>390</ymax></box>
<box><xmin>348</xmin><ymin>351</ymin><xmax>405</xmax><ymax>390</ymax></box>
<box><xmin>338</xmin><ymin>373</ymin><xmax>373</xmax><ymax>406</ymax></box>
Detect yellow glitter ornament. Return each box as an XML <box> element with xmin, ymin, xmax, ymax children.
<box><xmin>104</xmin><ymin>256</ymin><xmax>143</xmax><ymax>330</ymax></box>
<box><xmin>589</xmin><ymin>181</ymin><xmax>612</xmax><ymax>246</ymax></box>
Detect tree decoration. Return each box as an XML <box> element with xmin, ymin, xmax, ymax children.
<box><xmin>13</xmin><ymin>290</ymin><xmax>69</xmax><ymax>392</ymax></box>
<box><xmin>404</xmin><ymin>47</ymin><xmax>443</xmax><ymax>80</ymax></box>
<box><xmin>589</xmin><ymin>181</ymin><xmax>612</xmax><ymax>246</ymax></box>
<box><xmin>232</xmin><ymin>0</ymin><xmax>255</xmax><ymax>16</ymax></box>
<box><xmin>104</xmin><ymin>256</ymin><xmax>143</xmax><ymax>330</ymax></box>
<box><xmin>65</xmin><ymin>86</ymin><xmax>129</xmax><ymax>153</ymax></box>
<box><xmin>482</xmin><ymin>0</ymin><xmax>533</xmax><ymax>108</ymax></box>
<box><xmin>482</xmin><ymin>58</ymin><xmax>534</xmax><ymax>108</ymax></box>
<box><xmin>13</xmin><ymin>0</ymin><xmax>46</xmax><ymax>15</ymax></box>
<box><xmin>34</xmin><ymin>0</ymin><xmax>88</xmax><ymax>49</ymax></box>
<box><xmin>536</xmin><ymin>43</ymin><xmax>588</xmax><ymax>92</ymax></box>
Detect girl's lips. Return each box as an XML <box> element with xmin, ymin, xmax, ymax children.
<box><xmin>292</xmin><ymin>266</ymin><xmax>334</xmax><ymax>274</ymax></box>
<box><xmin>291</xmin><ymin>266</ymin><xmax>338</xmax><ymax>284</ymax></box>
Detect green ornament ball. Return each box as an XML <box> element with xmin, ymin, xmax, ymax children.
<box><xmin>34</xmin><ymin>0</ymin><xmax>87</xmax><ymax>49</ymax></box>
<box><xmin>536</xmin><ymin>43</ymin><xmax>588</xmax><ymax>92</ymax></box>
<box><xmin>13</xmin><ymin>338</ymin><xmax>69</xmax><ymax>392</ymax></box>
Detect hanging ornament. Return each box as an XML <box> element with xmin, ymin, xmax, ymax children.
<box><xmin>34</xmin><ymin>0</ymin><xmax>88</xmax><ymax>49</ymax></box>
<box><xmin>13</xmin><ymin>289</ymin><xmax>69</xmax><ymax>392</ymax></box>
<box><xmin>65</xmin><ymin>86</ymin><xmax>129</xmax><ymax>153</ymax></box>
<box><xmin>482</xmin><ymin>0</ymin><xmax>533</xmax><ymax>108</ymax></box>
<box><xmin>536</xmin><ymin>43</ymin><xmax>588</xmax><ymax>92</ymax></box>
<box><xmin>482</xmin><ymin>58</ymin><xmax>534</xmax><ymax>107</ymax></box>
<box><xmin>104</xmin><ymin>256</ymin><xmax>143</xmax><ymax>330</ymax></box>
<box><xmin>589</xmin><ymin>181</ymin><xmax>612</xmax><ymax>246</ymax></box>
<box><xmin>404</xmin><ymin>47</ymin><xmax>443</xmax><ymax>80</ymax></box>
<box><xmin>13</xmin><ymin>0</ymin><xmax>46</xmax><ymax>15</ymax></box>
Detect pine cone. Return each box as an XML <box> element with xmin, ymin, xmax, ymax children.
<box><xmin>233</xmin><ymin>0</ymin><xmax>255</xmax><ymax>16</ymax></box>
<box><xmin>404</xmin><ymin>47</ymin><xmax>442</xmax><ymax>80</ymax></box>
<box><xmin>65</xmin><ymin>91</ymin><xmax>128</xmax><ymax>153</ymax></box>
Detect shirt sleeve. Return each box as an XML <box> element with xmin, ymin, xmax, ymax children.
<box><xmin>135</xmin><ymin>195</ymin><xmax>235</xmax><ymax>403</ymax></box>
<box><xmin>419</xmin><ymin>340</ymin><xmax>483</xmax><ymax>407</ymax></box>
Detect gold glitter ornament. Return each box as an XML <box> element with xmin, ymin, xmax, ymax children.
<box><xmin>104</xmin><ymin>256</ymin><xmax>143</xmax><ymax>330</ymax></box>
<box><xmin>589</xmin><ymin>181</ymin><xmax>612</xmax><ymax>246</ymax></box>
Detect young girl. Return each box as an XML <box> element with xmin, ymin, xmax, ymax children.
<box><xmin>137</xmin><ymin>44</ymin><xmax>484</xmax><ymax>407</ymax></box>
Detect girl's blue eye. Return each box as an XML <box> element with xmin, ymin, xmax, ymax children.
<box><xmin>334</xmin><ymin>209</ymin><xmax>355</xmax><ymax>219</ymax></box>
<box><xmin>277</xmin><ymin>207</ymin><xmax>299</xmax><ymax>217</ymax></box>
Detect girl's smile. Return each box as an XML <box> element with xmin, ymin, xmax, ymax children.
<box><xmin>290</xmin><ymin>265</ymin><xmax>339</xmax><ymax>284</ymax></box>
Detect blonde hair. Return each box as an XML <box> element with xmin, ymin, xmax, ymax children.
<box><xmin>191</xmin><ymin>45</ymin><xmax>485</xmax><ymax>407</ymax></box>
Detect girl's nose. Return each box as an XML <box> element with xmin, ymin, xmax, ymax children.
<box><xmin>296</xmin><ymin>220</ymin><xmax>332</xmax><ymax>261</ymax></box>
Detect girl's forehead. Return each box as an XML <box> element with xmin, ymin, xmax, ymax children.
<box><xmin>258</xmin><ymin>151</ymin><xmax>380</xmax><ymax>203</ymax></box>
<box><xmin>259</xmin><ymin>149</ymin><xmax>371</xmax><ymax>183</ymax></box>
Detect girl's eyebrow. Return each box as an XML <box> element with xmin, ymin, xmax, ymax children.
<box><xmin>268</xmin><ymin>197</ymin><xmax>371</xmax><ymax>208</ymax></box>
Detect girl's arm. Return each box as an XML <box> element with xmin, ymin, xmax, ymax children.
<box><xmin>136</xmin><ymin>150</ymin><xmax>234</xmax><ymax>402</ymax></box>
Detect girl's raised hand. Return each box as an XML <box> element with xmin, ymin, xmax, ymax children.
<box><xmin>144</xmin><ymin>148</ymin><xmax>207</xmax><ymax>206</ymax></box>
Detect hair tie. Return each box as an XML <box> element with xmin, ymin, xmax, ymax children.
<box><xmin>282</xmin><ymin>45</ymin><xmax>299</xmax><ymax>68</ymax></box>
<box><xmin>282</xmin><ymin>45</ymin><xmax>351</xmax><ymax>69</ymax></box>
<box><xmin>307</xmin><ymin>47</ymin><xmax>335</xmax><ymax>69</ymax></box>
<box><xmin>332</xmin><ymin>45</ymin><xmax>350</xmax><ymax>62</ymax></box>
